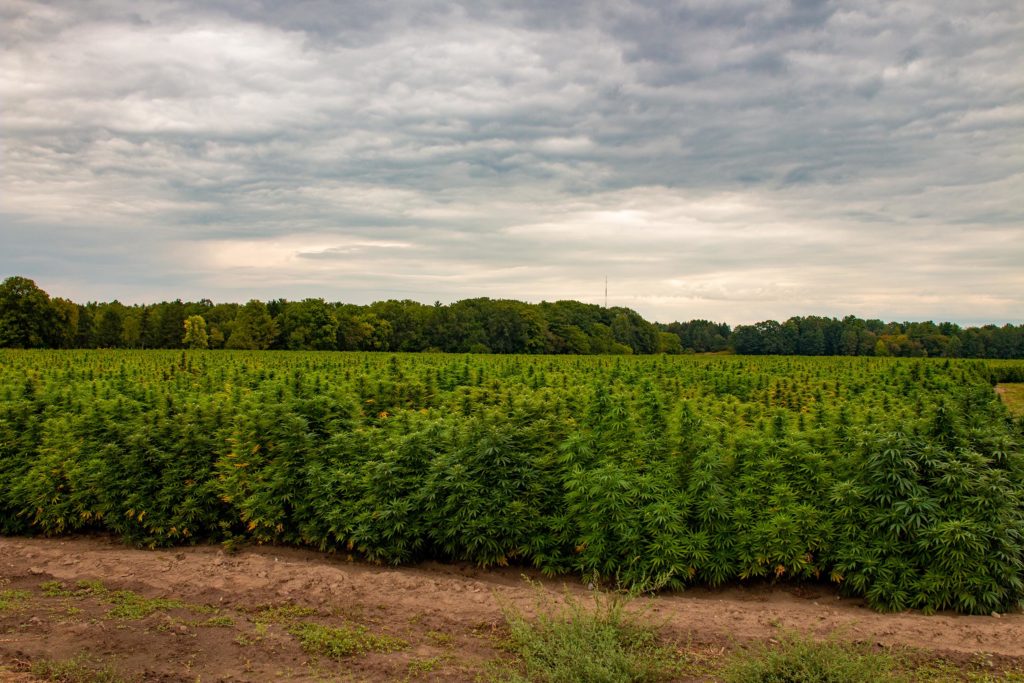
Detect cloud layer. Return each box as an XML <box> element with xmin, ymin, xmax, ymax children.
<box><xmin>2</xmin><ymin>0</ymin><xmax>1022</xmax><ymax>324</ymax></box>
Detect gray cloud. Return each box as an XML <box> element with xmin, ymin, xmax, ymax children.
<box><xmin>1</xmin><ymin>0</ymin><xmax>1022</xmax><ymax>325</ymax></box>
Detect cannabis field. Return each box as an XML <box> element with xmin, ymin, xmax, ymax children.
<box><xmin>2</xmin><ymin>350</ymin><xmax>1023</xmax><ymax>616</ymax></box>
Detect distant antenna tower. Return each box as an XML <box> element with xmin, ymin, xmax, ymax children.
<box><xmin>604</xmin><ymin>277</ymin><xmax>608</xmax><ymax>308</ymax></box>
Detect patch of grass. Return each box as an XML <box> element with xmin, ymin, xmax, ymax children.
<box><xmin>498</xmin><ymin>588</ymin><xmax>682</xmax><ymax>682</ymax></box>
<box><xmin>235</xmin><ymin>621</ymin><xmax>270</xmax><ymax>646</ymax></box>
<box><xmin>426</xmin><ymin>629</ymin><xmax>454</xmax><ymax>646</ymax></box>
<box><xmin>722</xmin><ymin>636</ymin><xmax>897</xmax><ymax>683</ymax></box>
<box><xmin>252</xmin><ymin>603</ymin><xmax>319</xmax><ymax>624</ymax></box>
<box><xmin>407</xmin><ymin>655</ymin><xmax>444</xmax><ymax>677</ymax></box>
<box><xmin>901</xmin><ymin>655</ymin><xmax>1024</xmax><ymax>682</ymax></box>
<box><xmin>185</xmin><ymin>602</ymin><xmax>219</xmax><ymax>614</ymax></box>
<box><xmin>997</xmin><ymin>383</ymin><xmax>1024</xmax><ymax>417</ymax></box>
<box><xmin>74</xmin><ymin>580</ymin><xmax>107</xmax><ymax>595</ymax></box>
<box><xmin>40</xmin><ymin>580</ymin><xmax>72</xmax><ymax>597</ymax></box>
<box><xmin>29</xmin><ymin>654</ymin><xmax>125</xmax><ymax>682</ymax></box>
<box><xmin>105</xmin><ymin>590</ymin><xmax>184</xmax><ymax>620</ymax></box>
<box><xmin>193</xmin><ymin>614</ymin><xmax>235</xmax><ymax>627</ymax></box>
<box><xmin>0</xmin><ymin>589</ymin><xmax>31</xmax><ymax>611</ymax></box>
<box><xmin>41</xmin><ymin>580</ymin><xmax>117</xmax><ymax>602</ymax></box>
<box><xmin>289</xmin><ymin>622</ymin><xmax>407</xmax><ymax>659</ymax></box>
<box><xmin>43</xmin><ymin>580</ymin><xmax>215</xmax><ymax>620</ymax></box>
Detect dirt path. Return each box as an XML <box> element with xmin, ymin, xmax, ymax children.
<box><xmin>1</xmin><ymin>536</ymin><xmax>1022</xmax><ymax>681</ymax></box>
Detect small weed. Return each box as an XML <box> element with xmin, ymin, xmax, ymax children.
<box><xmin>289</xmin><ymin>622</ymin><xmax>408</xmax><ymax>659</ymax></box>
<box><xmin>40</xmin><ymin>580</ymin><xmax>72</xmax><ymax>597</ymax></box>
<box><xmin>235</xmin><ymin>622</ymin><xmax>269</xmax><ymax>646</ymax></box>
<box><xmin>426</xmin><ymin>629</ymin><xmax>454</xmax><ymax>646</ymax></box>
<box><xmin>899</xmin><ymin>654</ymin><xmax>1024</xmax><ymax>682</ymax></box>
<box><xmin>29</xmin><ymin>654</ymin><xmax>125</xmax><ymax>682</ymax></box>
<box><xmin>234</xmin><ymin>632</ymin><xmax>262</xmax><ymax>646</ymax></box>
<box><xmin>0</xmin><ymin>589</ymin><xmax>31</xmax><ymax>611</ymax></box>
<box><xmin>43</xmin><ymin>583</ymin><xmax>216</xmax><ymax>621</ymax></box>
<box><xmin>184</xmin><ymin>602</ymin><xmax>219</xmax><ymax>614</ymax></box>
<box><xmin>497</xmin><ymin>586</ymin><xmax>682</xmax><ymax>682</ymax></box>
<box><xmin>407</xmin><ymin>656</ymin><xmax>444</xmax><ymax>677</ymax></box>
<box><xmin>74</xmin><ymin>580</ymin><xmax>107</xmax><ymax>596</ymax></box>
<box><xmin>252</xmin><ymin>603</ymin><xmax>319</xmax><ymax>624</ymax></box>
<box><xmin>723</xmin><ymin>636</ymin><xmax>897</xmax><ymax>682</ymax></box>
<box><xmin>221</xmin><ymin>537</ymin><xmax>244</xmax><ymax>554</ymax></box>
<box><xmin>331</xmin><ymin>603</ymin><xmax>367</xmax><ymax>621</ymax></box>
<box><xmin>105</xmin><ymin>590</ymin><xmax>184</xmax><ymax>620</ymax></box>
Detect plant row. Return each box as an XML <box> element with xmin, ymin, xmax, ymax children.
<box><xmin>1</xmin><ymin>350</ymin><xmax>1023</xmax><ymax>614</ymax></box>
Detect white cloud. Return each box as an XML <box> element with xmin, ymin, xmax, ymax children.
<box><xmin>1</xmin><ymin>0</ymin><xmax>1021</xmax><ymax>325</ymax></box>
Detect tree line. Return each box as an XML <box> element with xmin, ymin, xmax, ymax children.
<box><xmin>1</xmin><ymin>275</ymin><xmax>1021</xmax><ymax>358</ymax></box>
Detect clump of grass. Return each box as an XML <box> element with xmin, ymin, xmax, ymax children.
<box><xmin>234</xmin><ymin>622</ymin><xmax>269</xmax><ymax>646</ymax></box>
<box><xmin>499</xmin><ymin>587</ymin><xmax>680</xmax><ymax>682</ymax></box>
<box><xmin>407</xmin><ymin>655</ymin><xmax>445</xmax><ymax>677</ymax></box>
<box><xmin>41</xmin><ymin>580</ymin><xmax>215</xmax><ymax>620</ymax></box>
<box><xmin>252</xmin><ymin>603</ymin><xmax>319</xmax><ymax>624</ymax></box>
<box><xmin>0</xmin><ymin>589</ymin><xmax>31</xmax><ymax>611</ymax></box>
<box><xmin>723</xmin><ymin>636</ymin><xmax>897</xmax><ymax>683</ymax></box>
<box><xmin>290</xmin><ymin>622</ymin><xmax>407</xmax><ymax>659</ymax></box>
<box><xmin>895</xmin><ymin>652</ymin><xmax>1024</xmax><ymax>683</ymax></box>
<box><xmin>105</xmin><ymin>590</ymin><xmax>184</xmax><ymax>620</ymax></box>
<box><xmin>426</xmin><ymin>629</ymin><xmax>454</xmax><ymax>646</ymax></box>
<box><xmin>74</xmin><ymin>579</ymin><xmax>107</xmax><ymax>595</ymax></box>
<box><xmin>29</xmin><ymin>654</ymin><xmax>124</xmax><ymax>682</ymax></box>
<box><xmin>40</xmin><ymin>580</ymin><xmax>72</xmax><ymax>597</ymax></box>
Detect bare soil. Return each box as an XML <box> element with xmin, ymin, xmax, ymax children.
<box><xmin>1</xmin><ymin>536</ymin><xmax>1022</xmax><ymax>681</ymax></box>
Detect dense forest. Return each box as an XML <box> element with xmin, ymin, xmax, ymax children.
<box><xmin>1</xmin><ymin>275</ymin><xmax>1022</xmax><ymax>358</ymax></box>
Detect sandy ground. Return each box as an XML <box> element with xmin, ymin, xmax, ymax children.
<box><xmin>1</xmin><ymin>536</ymin><xmax>1022</xmax><ymax>681</ymax></box>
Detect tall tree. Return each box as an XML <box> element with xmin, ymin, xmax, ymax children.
<box><xmin>182</xmin><ymin>315</ymin><xmax>209</xmax><ymax>349</ymax></box>
<box><xmin>95</xmin><ymin>303</ymin><xmax>125</xmax><ymax>348</ymax></box>
<box><xmin>0</xmin><ymin>276</ymin><xmax>55</xmax><ymax>348</ymax></box>
<box><xmin>226</xmin><ymin>300</ymin><xmax>277</xmax><ymax>350</ymax></box>
<box><xmin>49</xmin><ymin>297</ymin><xmax>79</xmax><ymax>349</ymax></box>
<box><xmin>280</xmin><ymin>299</ymin><xmax>338</xmax><ymax>350</ymax></box>
<box><xmin>74</xmin><ymin>303</ymin><xmax>97</xmax><ymax>348</ymax></box>
<box><xmin>154</xmin><ymin>300</ymin><xmax>186</xmax><ymax>348</ymax></box>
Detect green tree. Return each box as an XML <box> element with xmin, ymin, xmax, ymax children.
<box><xmin>95</xmin><ymin>304</ymin><xmax>125</xmax><ymax>348</ymax></box>
<box><xmin>368</xmin><ymin>299</ymin><xmax>433</xmax><ymax>351</ymax></box>
<box><xmin>0</xmin><ymin>276</ymin><xmax>55</xmax><ymax>348</ymax></box>
<box><xmin>182</xmin><ymin>315</ymin><xmax>209</xmax><ymax>349</ymax></box>
<box><xmin>155</xmin><ymin>300</ymin><xmax>186</xmax><ymax>348</ymax></box>
<box><xmin>226</xmin><ymin>300</ymin><xmax>276</xmax><ymax>350</ymax></box>
<box><xmin>49</xmin><ymin>297</ymin><xmax>79</xmax><ymax>349</ymax></box>
<box><xmin>609</xmin><ymin>308</ymin><xmax>659</xmax><ymax>354</ymax></box>
<box><xmin>281</xmin><ymin>299</ymin><xmax>338</xmax><ymax>350</ymax></box>
<box><xmin>121</xmin><ymin>306</ymin><xmax>143</xmax><ymax>348</ymax></box>
<box><xmin>336</xmin><ymin>307</ymin><xmax>391</xmax><ymax>350</ymax></box>
<box><xmin>74</xmin><ymin>303</ymin><xmax>97</xmax><ymax>348</ymax></box>
<box><xmin>548</xmin><ymin>324</ymin><xmax>591</xmax><ymax>354</ymax></box>
<box><xmin>657</xmin><ymin>331</ymin><xmax>682</xmax><ymax>354</ymax></box>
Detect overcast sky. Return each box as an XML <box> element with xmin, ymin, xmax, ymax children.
<box><xmin>1</xmin><ymin>0</ymin><xmax>1022</xmax><ymax>325</ymax></box>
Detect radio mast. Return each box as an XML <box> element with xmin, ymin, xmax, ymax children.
<box><xmin>604</xmin><ymin>277</ymin><xmax>608</xmax><ymax>308</ymax></box>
